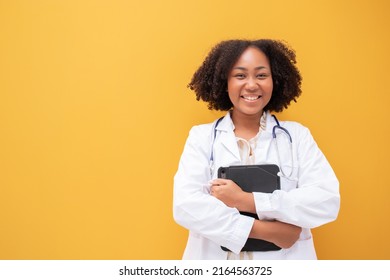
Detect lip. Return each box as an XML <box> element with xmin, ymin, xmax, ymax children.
<box><xmin>241</xmin><ymin>95</ymin><xmax>262</xmax><ymax>102</ymax></box>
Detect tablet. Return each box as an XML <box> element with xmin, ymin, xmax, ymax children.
<box><xmin>218</xmin><ymin>164</ymin><xmax>280</xmax><ymax>193</ymax></box>
<box><xmin>218</xmin><ymin>164</ymin><xmax>281</xmax><ymax>252</ymax></box>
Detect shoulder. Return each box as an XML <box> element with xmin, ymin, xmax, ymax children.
<box><xmin>277</xmin><ymin>120</ymin><xmax>322</xmax><ymax>155</ymax></box>
<box><xmin>181</xmin><ymin>120</ymin><xmax>219</xmax><ymax>158</ymax></box>
<box><xmin>267</xmin><ymin>112</ymin><xmax>309</xmax><ymax>136</ymax></box>
<box><xmin>280</xmin><ymin>120</ymin><xmax>309</xmax><ymax>133</ymax></box>
<box><xmin>278</xmin><ymin>119</ymin><xmax>313</xmax><ymax>142</ymax></box>
<box><xmin>188</xmin><ymin>122</ymin><xmax>214</xmax><ymax>139</ymax></box>
<box><xmin>188</xmin><ymin>115</ymin><xmax>226</xmax><ymax>138</ymax></box>
<box><xmin>185</xmin><ymin>118</ymin><xmax>221</xmax><ymax>147</ymax></box>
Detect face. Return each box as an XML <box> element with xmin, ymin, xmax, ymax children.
<box><xmin>227</xmin><ymin>47</ymin><xmax>273</xmax><ymax>119</ymax></box>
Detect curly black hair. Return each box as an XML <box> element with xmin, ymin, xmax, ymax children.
<box><xmin>188</xmin><ymin>39</ymin><xmax>302</xmax><ymax>112</ymax></box>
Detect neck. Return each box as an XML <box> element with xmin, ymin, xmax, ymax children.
<box><xmin>230</xmin><ymin>110</ymin><xmax>264</xmax><ymax>139</ymax></box>
<box><xmin>231</xmin><ymin>110</ymin><xmax>263</xmax><ymax>128</ymax></box>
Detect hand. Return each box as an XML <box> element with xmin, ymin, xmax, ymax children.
<box><xmin>250</xmin><ymin>220</ymin><xmax>302</xmax><ymax>249</ymax></box>
<box><xmin>209</xmin><ymin>179</ymin><xmax>255</xmax><ymax>213</ymax></box>
<box><xmin>266</xmin><ymin>221</ymin><xmax>302</xmax><ymax>249</ymax></box>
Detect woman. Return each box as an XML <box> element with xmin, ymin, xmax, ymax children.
<box><xmin>173</xmin><ymin>39</ymin><xmax>340</xmax><ymax>260</ymax></box>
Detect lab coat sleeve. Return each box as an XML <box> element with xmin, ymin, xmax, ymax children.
<box><xmin>173</xmin><ymin>125</ymin><xmax>254</xmax><ymax>254</ymax></box>
<box><xmin>254</xmin><ymin>125</ymin><xmax>340</xmax><ymax>229</ymax></box>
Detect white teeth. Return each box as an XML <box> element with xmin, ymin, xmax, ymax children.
<box><xmin>242</xmin><ymin>96</ymin><xmax>260</xmax><ymax>101</ymax></box>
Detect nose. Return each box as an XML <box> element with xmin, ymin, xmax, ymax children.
<box><xmin>245</xmin><ymin>77</ymin><xmax>259</xmax><ymax>91</ymax></box>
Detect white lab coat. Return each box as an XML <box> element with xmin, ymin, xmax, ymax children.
<box><xmin>173</xmin><ymin>111</ymin><xmax>340</xmax><ymax>259</ymax></box>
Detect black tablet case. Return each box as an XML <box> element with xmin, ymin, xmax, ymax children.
<box><xmin>218</xmin><ymin>164</ymin><xmax>281</xmax><ymax>252</ymax></box>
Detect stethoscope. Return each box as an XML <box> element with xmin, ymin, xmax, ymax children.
<box><xmin>209</xmin><ymin>114</ymin><xmax>295</xmax><ymax>179</ymax></box>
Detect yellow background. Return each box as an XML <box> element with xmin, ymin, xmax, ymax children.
<box><xmin>0</xmin><ymin>0</ymin><xmax>389</xmax><ymax>260</ymax></box>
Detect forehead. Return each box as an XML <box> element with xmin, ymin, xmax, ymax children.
<box><xmin>233</xmin><ymin>47</ymin><xmax>270</xmax><ymax>67</ymax></box>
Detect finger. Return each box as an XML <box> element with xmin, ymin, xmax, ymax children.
<box><xmin>210</xmin><ymin>186</ymin><xmax>217</xmax><ymax>196</ymax></box>
<box><xmin>209</xmin><ymin>179</ymin><xmax>229</xmax><ymax>185</ymax></box>
<box><xmin>210</xmin><ymin>184</ymin><xmax>224</xmax><ymax>193</ymax></box>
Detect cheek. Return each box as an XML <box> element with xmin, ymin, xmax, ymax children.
<box><xmin>265</xmin><ymin>78</ymin><xmax>273</xmax><ymax>90</ymax></box>
<box><xmin>227</xmin><ymin>79</ymin><xmax>235</xmax><ymax>92</ymax></box>
<box><xmin>227</xmin><ymin>91</ymin><xmax>236</xmax><ymax>104</ymax></box>
<box><xmin>227</xmin><ymin>80</ymin><xmax>241</xmax><ymax>96</ymax></box>
<box><xmin>263</xmin><ymin>82</ymin><xmax>273</xmax><ymax>102</ymax></box>
<box><xmin>268</xmin><ymin>84</ymin><xmax>274</xmax><ymax>94</ymax></box>
<box><xmin>264</xmin><ymin>81</ymin><xmax>273</xmax><ymax>94</ymax></box>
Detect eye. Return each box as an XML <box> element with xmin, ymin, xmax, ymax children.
<box><xmin>234</xmin><ymin>73</ymin><xmax>246</xmax><ymax>79</ymax></box>
<box><xmin>257</xmin><ymin>73</ymin><xmax>270</xmax><ymax>79</ymax></box>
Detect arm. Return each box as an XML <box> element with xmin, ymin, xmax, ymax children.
<box><xmin>254</xmin><ymin>125</ymin><xmax>340</xmax><ymax>228</ymax></box>
<box><xmin>210</xmin><ymin>125</ymin><xmax>340</xmax><ymax>229</ymax></box>
<box><xmin>210</xmin><ymin>178</ymin><xmax>301</xmax><ymax>248</ymax></box>
<box><xmin>250</xmin><ymin>220</ymin><xmax>301</xmax><ymax>249</ymax></box>
<box><xmin>173</xmin><ymin>125</ymin><xmax>254</xmax><ymax>254</ymax></box>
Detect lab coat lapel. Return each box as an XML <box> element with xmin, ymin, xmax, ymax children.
<box><xmin>216</xmin><ymin>112</ymin><xmax>241</xmax><ymax>162</ymax></box>
<box><xmin>255</xmin><ymin>111</ymin><xmax>276</xmax><ymax>160</ymax></box>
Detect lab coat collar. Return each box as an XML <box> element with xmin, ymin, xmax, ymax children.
<box><xmin>215</xmin><ymin>110</ymin><xmax>234</xmax><ymax>132</ymax></box>
<box><xmin>265</xmin><ymin>111</ymin><xmax>278</xmax><ymax>134</ymax></box>
<box><xmin>216</xmin><ymin>110</ymin><xmax>276</xmax><ymax>133</ymax></box>
<box><xmin>214</xmin><ymin>111</ymin><xmax>239</xmax><ymax>161</ymax></box>
<box><xmin>214</xmin><ymin>111</ymin><xmax>276</xmax><ymax>161</ymax></box>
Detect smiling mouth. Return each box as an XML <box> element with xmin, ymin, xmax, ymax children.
<box><xmin>241</xmin><ymin>95</ymin><xmax>261</xmax><ymax>101</ymax></box>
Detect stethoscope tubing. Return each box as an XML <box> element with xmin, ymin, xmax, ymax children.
<box><xmin>209</xmin><ymin>114</ymin><xmax>295</xmax><ymax>179</ymax></box>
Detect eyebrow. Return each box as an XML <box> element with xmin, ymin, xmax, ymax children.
<box><xmin>232</xmin><ymin>66</ymin><xmax>268</xmax><ymax>71</ymax></box>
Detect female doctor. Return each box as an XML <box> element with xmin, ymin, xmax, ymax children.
<box><xmin>173</xmin><ymin>39</ymin><xmax>340</xmax><ymax>260</ymax></box>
